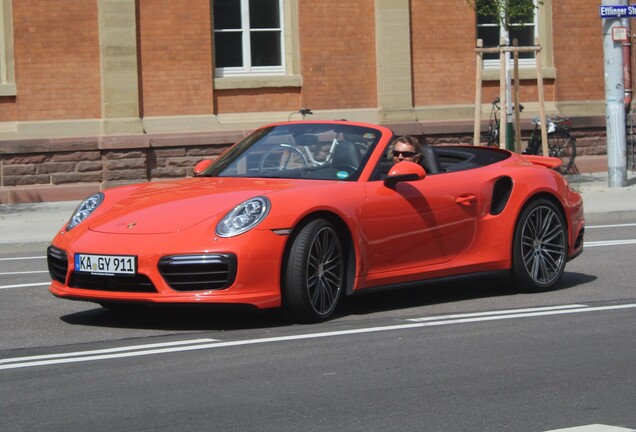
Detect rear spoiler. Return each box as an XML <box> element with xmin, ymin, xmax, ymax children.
<box><xmin>523</xmin><ymin>155</ymin><xmax>562</xmax><ymax>170</ymax></box>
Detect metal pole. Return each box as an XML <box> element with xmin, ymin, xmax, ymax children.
<box><xmin>502</xmin><ymin>15</ymin><xmax>514</xmax><ymax>151</ymax></box>
<box><xmin>602</xmin><ymin>0</ymin><xmax>628</xmax><ymax>187</ymax></box>
<box><xmin>474</xmin><ymin>39</ymin><xmax>483</xmax><ymax>146</ymax></box>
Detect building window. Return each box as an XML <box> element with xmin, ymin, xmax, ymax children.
<box><xmin>0</xmin><ymin>0</ymin><xmax>16</xmax><ymax>96</ymax></box>
<box><xmin>213</xmin><ymin>0</ymin><xmax>285</xmax><ymax>77</ymax></box>
<box><xmin>476</xmin><ymin>1</ymin><xmax>538</xmax><ymax>69</ymax></box>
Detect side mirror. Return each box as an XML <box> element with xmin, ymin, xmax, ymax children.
<box><xmin>383</xmin><ymin>161</ymin><xmax>426</xmax><ymax>189</ymax></box>
<box><xmin>193</xmin><ymin>159</ymin><xmax>213</xmax><ymax>177</ymax></box>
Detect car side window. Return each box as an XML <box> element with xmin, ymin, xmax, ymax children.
<box><xmin>370</xmin><ymin>142</ymin><xmax>396</xmax><ymax>181</ymax></box>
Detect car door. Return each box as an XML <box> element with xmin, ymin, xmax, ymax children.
<box><xmin>361</xmin><ymin>170</ymin><xmax>479</xmax><ymax>282</ymax></box>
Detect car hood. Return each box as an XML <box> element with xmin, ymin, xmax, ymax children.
<box><xmin>87</xmin><ymin>177</ymin><xmax>317</xmax><ymax>234</ymax></box>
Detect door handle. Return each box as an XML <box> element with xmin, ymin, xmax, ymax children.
<box><xmin>456</xmin><ymin>194</ymin><xmax>477</xmax><ymax>206</ymax></box>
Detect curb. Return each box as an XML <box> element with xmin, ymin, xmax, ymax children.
<box><xmin>583</xmin><ymin>210</ymin><xmax>636</xmax><ymax>225</ymax></box>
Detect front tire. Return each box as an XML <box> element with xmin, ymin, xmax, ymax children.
<box><xmin>284</xmin><ymin>219</ymin><xmax>344</xmax><ymax>323</ymax></box>
<box><xmin>512</xmin><ymin>199</ymin><xmax>567</xmax><ymax>292</ymax></box>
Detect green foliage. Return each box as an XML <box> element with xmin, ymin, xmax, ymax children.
<box><xmin>466</xmin><ymin>0</ymin><xmax>543</xmax><ymax>30</ymax></box>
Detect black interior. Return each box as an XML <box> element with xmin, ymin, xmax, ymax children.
<box><xmin>371</xmin><ymin>145</ymin><xmax>511</xmax><ymax>180</ymax></box>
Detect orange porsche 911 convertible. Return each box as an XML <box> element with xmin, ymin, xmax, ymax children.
<box><xmin>48</xmin><ymin>120</ymin><xmax>584</xmax><ymax>322</ymax></box>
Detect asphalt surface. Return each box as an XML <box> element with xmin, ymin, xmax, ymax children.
<box><xmin>0</xmin><ymin>171</ymin><xmax>635</xmax><ymax>246</ymax></box>
<box><xmin>4</xmin><ymin>305</ymin><xmax>636</xmax><ymax>432</ymax></box>
<box><xmin>2</xmin><ymin>172</ymin><xmax>636</xmax><ymax>432</ymax></box>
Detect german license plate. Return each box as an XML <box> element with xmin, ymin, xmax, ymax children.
<box><xmin>74</xmin><ymin>253</ymin><xmax>137</xmax><ymax>276</ymax></box>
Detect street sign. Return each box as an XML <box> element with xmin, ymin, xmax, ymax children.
<box><xmin>612</xmin><ymin>26</ymin><xmax>629</xmax><ymax>41</ymax></box>
<box><xmin>599</xmin><ymin>5</ymin><xmax>636</xmax><ymax>18</ymax></box>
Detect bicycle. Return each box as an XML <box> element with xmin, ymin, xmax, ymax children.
<box><xmin>259</xmin><ymin>136</ymin><xmax>368</xmax><ymax>176</ymax></box>
<box><xmin>523</xmin><ymin>115</ymin><xmax>577</xmax><ymax>174</ymax></box>
<box><xmin>259</xmin><ymin>137</ymin><xmax>340</xmax><ymax>172</ymax></box>
<box><xmin>260</xmin><ymin>108</ymin><xmax>322</xmax><ymax>171</ymax></box>
<box><xmin>482</xmin><ymin>97</ymin><xmax>525</xmax><ymax>147</ymax></box>
<box><xmin>481</xmin><ymin>96</ymin><xmax>501</xmax><ymax>148</ymax></box>
<box><xmin>481</xmin><ymin>97</ymin><xmax>577</xmax><ymax>174</ymax></box>
<box><xmin>260</xmin><ymin>108</ymin><xmax>368</xmax><ymax>173</ymax></box>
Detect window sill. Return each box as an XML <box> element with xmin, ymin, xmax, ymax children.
<box><xmin>0</xmin><ymin>83</ymin><xmax>17</xmax><ymax>97</ymax></box>
<box><xmin>214</xmin><ymin>75</ymin><xmax>302</xmax><ymax>90</ymax></box>
<box><xmin>482</xmin><ymin>67</ymin><xmax>556</xmax><ymax>81</ymax></box>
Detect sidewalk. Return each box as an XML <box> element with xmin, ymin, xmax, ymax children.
<box><xmin>0</xmin><ymin>200</ymin><xmax>80</xmax><ymax>246</ymax></box>
<box><xmin>1</xmin><ymin>171</ymin><xmax>635</xmax><ymax>246</ymax></box>
<box><xmin>568</xmin><ymin>170</ymin><xmax>636</xmax><ymax>224</ymax></box>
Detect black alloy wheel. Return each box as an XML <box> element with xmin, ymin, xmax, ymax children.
<box><xmin>284</xmin><ymin>219</ymin><xmax>344</xmax><ymax>322</ymax></box>
<box><xmin>512</xmin><ymin>199</ymin><xmax>567</xmax><ymax>292</ymax></box>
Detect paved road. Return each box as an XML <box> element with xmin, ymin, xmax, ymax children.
<box><xmin>1</xmin><ymin>215</ymin><xmax>636</xmax><ymax>431</ymax></box>
<box><xmin>3</xmin><ymin>304</ymin><xmax>636</xmax><ymax>432</ymax></box>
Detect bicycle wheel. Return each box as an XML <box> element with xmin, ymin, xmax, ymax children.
<box><xmin>260</xmin><ymin>145</ymin><xmax>307</xmax><ymax>172</ymax></box>
<box><xmin>480</xmin><ymin>130</ymin><xmax>498</xmax><ymax>147</ymax></box>
<box><xmin>547</xmin><ymin>130</ymin><xmax>576</xmax><ymax>174</ymax></box>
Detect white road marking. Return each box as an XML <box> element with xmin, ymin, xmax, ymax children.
<box><xmin>587</xmin><ymin>223</ymin><xmax>636</xmax><ymax>229</ymax></box>
<box><xmin>0</xmin><ymin>282</ymin><xmax>49</xmax><ymax>290</ymax></box>
<box><xmin>0</xmin><ymin>256</ymin><xmax>45</xmax><ymax>261</ymax></box>
<box><xmin>2</xmin><ymin>303</ymin><xmax>636</xmax><ymax>371</ymax></box>
<box><xmin>0</xmin><ymin>338</ymin><xmax>218</xmax><ymax>365</ymax></box>
<box><xmin>0</xmin><ymin>271</ymin><xmax>48</xmax><ymax>276</ymax></box>
<box><xmin>406</xmin><ymin>304</ymin><xmax>587</xmax><ymax>322</ymax></box>
<box><xmin>407</xmin><ymin>304</ymin><xmax>636</xmax><ymax>325</ymax></box>
<box><xmin>545</xmin><ymin>424</ymin><xmax>635</xmax><ymax>431</ymax></box>
<box><xmin>574</xmin><ymin>222</ymin><xmax>636</xmax><ymax>248</ymax></box>
<box><xmin>584</xmin><ymin>239</ymin><xmax>636</xmax><ymax>247</ymax></box>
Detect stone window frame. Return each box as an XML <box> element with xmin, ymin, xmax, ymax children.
<box><xmin>0</xmin><ymin>0</ymin><xmax>16</xmax><ymax>96</ymax></box>
<box><xmin>478</xmin><ymin>0</ymin><xmax>555</xmax><ymax>81</ymax></box>
<box><xmin>212</xmin><ymin>0</ymin><xmax>301</xmax><ymax>90</ymax></box>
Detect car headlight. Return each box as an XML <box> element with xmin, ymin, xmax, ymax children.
<box><xmin>216</xmin><ymin>197</ymin><xmax>270</xmax><ymax>238</ymax></box>
<box><xmin>66</xmin><ymin>193</ymin><xmax>104</xmax><ymax>231</ymax></box>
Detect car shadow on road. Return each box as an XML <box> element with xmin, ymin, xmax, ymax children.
<box><xmin>59</xmin><ymin>272</ymin><xmax>597</xmax><ymax>331</ymax></box>
<box><xmin>60</xmin><ymin>304</ymin><xmax>290</xmax><ymax>331</ymax></box>
<box><xmin>337</xmin><ymin>271</ymin><xmax>597</xmax><ymax>318</ymax></box>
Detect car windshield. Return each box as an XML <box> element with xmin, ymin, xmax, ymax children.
<box><xmin>202</xmin><ymin>123</ymin><xmax>382</xmax><ymax>181</ymax></box>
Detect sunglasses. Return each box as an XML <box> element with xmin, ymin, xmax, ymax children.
<box><xmin>393</xmin><ymin>150</ymin><xmax>416</xmax><ymax>158</ymax></box>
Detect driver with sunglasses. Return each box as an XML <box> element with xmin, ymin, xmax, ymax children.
<box><xmin>392</xmin><ymin>135</ymin><xmax>422</xmax><ymax>165</ymax></box>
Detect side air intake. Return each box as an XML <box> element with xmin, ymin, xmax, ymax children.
<box><xmin>490</xmin><ymin>176</ymin><xmax>513</xmax><ymax>215</ymax></box>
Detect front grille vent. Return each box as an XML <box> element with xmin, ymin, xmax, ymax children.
<box><xmin>47</xmin><ymin>246</ymin><xmax>68</xmax><ymax>284</ymax></box>
<box><xmin>69</xmin><ymin>273</ymin><xmax>157</xmax><ymax>293</ymax></box>
<box><xmin>158</xmin><ymin>254</ymin><xmax>237</xmax><ymax>291</ymax></box>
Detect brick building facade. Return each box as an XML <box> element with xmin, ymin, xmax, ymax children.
<box><xmin>0</xmin><ymin>0</ymin><xmax>610</xmax><ymax>203</ymax></box>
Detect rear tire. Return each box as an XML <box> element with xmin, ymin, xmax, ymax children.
<box><xmin>512</xmin><ymin>199</ymin><xmax>567</xmax><ymax>292</ymax></box>
<box><xmin>283</xmin><ymin>219</ymin><xmax>344</xmax><ymax>323</ymax></box>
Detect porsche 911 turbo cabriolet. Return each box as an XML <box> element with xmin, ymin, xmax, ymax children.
<box><xmin>48</xmin><ymin>120</ymin><xmax>584</xmax><ymax>322</ymax></box>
